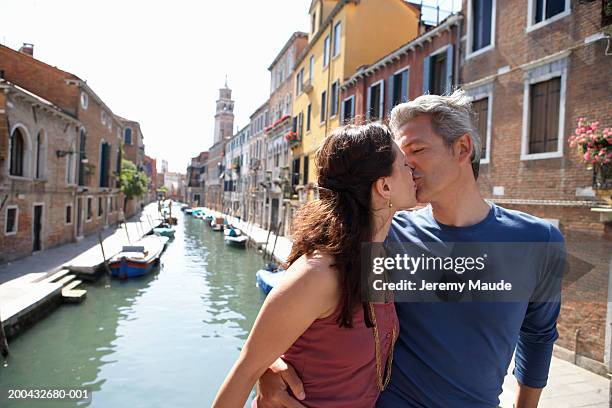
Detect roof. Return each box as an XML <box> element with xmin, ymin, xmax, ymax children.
<box><xmin>342</xmin><ymin>13</ymin><xmax>462</xmax><ymax>89</ymax></box>
<box><xmin>0</xmin><ymin>78</ymin><xmax>81</xmax><ymax>125</ymax></box>
<box><xmin>0</xmin><ymin>43</ymin><xmax>81</xmax><ymax>82</ymax></box>
<box><xmin>268</xmin><ymin>32</ymin><xmax>308</xmax><ymax>71</ymax></box>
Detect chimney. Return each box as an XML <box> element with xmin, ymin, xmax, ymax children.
<box><xmin>18</xmin><ymin>43</ymin><xmax>34</xmax><ymax>57</ymax></box>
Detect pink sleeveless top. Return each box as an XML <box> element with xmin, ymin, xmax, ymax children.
<box><xmin>277</xmin><ymin>302</ymin><xmax>398</xmax><ymax>408</ymax></box>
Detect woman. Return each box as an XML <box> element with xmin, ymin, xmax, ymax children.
<box><xmin>213</xmin><ymin>123</ymin><xmax>416</xmax><ymax>407</ymax></box>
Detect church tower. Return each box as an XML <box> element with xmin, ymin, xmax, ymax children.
<box><xmin>213</xmin><ymin>79</ymin><xmax>235</xmax><ymax>145</ymax></box>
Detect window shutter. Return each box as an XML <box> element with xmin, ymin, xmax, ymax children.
<box><xmin>544</xmin><ymin>77</ymin><xmax>561</xmax><ymax>152</ymax></box>
<box><xmin>366</xmin><ymin>86</ymin><xmax>372</xmax><ymax>120</ymax></box>
<box><xmin>401</xmin><ymin>70</ymin><xmax>409</xmax><ymax>102</ymax></box>
<box><xmin>387</xmin><ymin>74</ymin><xmax>394</xmax><ymax>114</ymax></box>
<box><xmin>422</xmin><ymin>56</ymin><xmax>431</xmax><ymax>95</ymax></box>
<box><xmin>379</xmin><ymin>80</ymin><xmax>385</xmax><ymax>120</ymax></box>
<box><xmin>529</xmin><ymin>82</ymin><xmax>547</xmax><ymax>154</ymax></box>
<box><xmin>445</xmin><ymin>45</ymin><xmax>454</xmax><ymax>94</ymax></box>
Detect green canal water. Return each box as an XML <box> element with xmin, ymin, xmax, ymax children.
<box><xmin>0</xmin><ymin>211</ymin><xmax>266</xmax><ymax>407</ymax></box>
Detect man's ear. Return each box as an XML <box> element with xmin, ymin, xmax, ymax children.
<box><xmin>454</xmin><ymin>134</ymin><xmax>473</xmax><ymax>164</ymax></box>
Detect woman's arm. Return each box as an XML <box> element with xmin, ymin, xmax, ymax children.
<box><xmin>212</xmin><ymin>253</ymin><xmax>339</xmax><ymax>408</ymax></box>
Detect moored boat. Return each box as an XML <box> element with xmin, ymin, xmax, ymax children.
<box><xmin>109</xmin><ymin>235</ymin><xmax>169</xmax><ymax>279</ymax></box>
<box><xmin>256</xmin><ymin>265</ymin><xmax>287</xmax><ymax>295</ymax></box>
<box><xmin>224</xmin><ymin>227</ymin><xmax>247</xmax><ymax>248</ymax></box>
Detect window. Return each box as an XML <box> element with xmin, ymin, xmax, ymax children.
<box><xmin>311</xmin><ymin>12</ymin><xmax>317</xmax><ymax>34</ymax></box>
<box><xmin>292</xmin><ymin>158</ymin><xmax>300</xmax><ymax>187</ymax></box>
<box><xmin>86</xmin><ymin>197</ymin><xmax>93</xmax><ymax>221</ymax></box>
<box><xmin>330</xmin><ymin>81</ymin><xmax>339</xmax><ymax>117</ymax></box>
<box><xmin>332</xmin><ymin>22</ymin><xmax>342</xmax><ymax>57</ymax></box>
<box><xmin>342</xmin><ymin>96</ymin><xmax>355</xmax><ymax>123</ymax></box>
<box><xmin>303</xmin><ymin>155</ymin><xmax>309</xmax><ymax>185</ymax></box>
<box><xmin>306</xmin><ymin>104</ymin><xmax>312</xmax><ymax>131</ymax></box>
<box><xmin>100</xmin><ymin>142</ymin><xmax>111</xmax><ymax>187</ymax></box>
<box><xmin>471</xmin><ymin>97</ymin><xmax>491</xmax><ymax>163</ymax></box>
<box><xmin>423</xmin><ymin>46</ymin><xmax>453</xmax><ymax>96</ymax></box>
<box><xmin>320</xmin><ymin>90</ymin><xmax>327</xmax><ymax>123</ymax></box>
<box><xmin>296</xmin><ymin>68</ymin><xmax>304</xmax><ymax>94</ymax></box>
<box><xmin>9</xmin><ymin>127</ymin><xmax>26</xmax><ymax>177</ymax></box>
<box><xmin>521</xmin><ymin>57</ymin><xmax>567</xmax><ymax>160</ymax></box>
<box><xmin>98</xmin><ymin>197</ymin><xmax>103</xmax><ymax>217</ymax></box>
<box><xmin>469</xmin><ymin>0</ymin><xmax>494</xmax><ymax>54</ymax></box>
<box><xmin>389</xmin><ymin>68</ymin><xmax>409</xmax><ymax>111</ymax></box>
<box><xmin>124</xmin><ymin>128</ymin><xmax>132</xmax><ymax>145</ymax></box>
<box><xmin>323</xmin><ymin>36</ymin><xmax>330</xmax><ymax>68</ymax></box>
<box><xmin>101</xmin><ymin>111</ymin><xmax>107</xmax><ymax>125</ymax></box>
<box><xmin>65</xmin><ymin>204</ymin><xmax>73</xmax><ymax>225</ymax></box>
<box><xmin>35</xmin><ymin>130</ymin><xmax>46</xmax><ymax>179</ymax></box>
<box><xmin>298</xmin><ymin>111</ymin><xmax>304</xmax><ymax>137</ymax></box>
<box><xmin>367</xmin><ymin>81</ymin><xmax>384</xmax><ymax>121</ymax></box>
<box><xmin>528</xmin><ymin>77</ymin><xmax>561</xmax><ymax>154</ymax></box>
<box><xmin>66</xmin><ymin>140</ymin><xmax>76</xmax><ymax>185</ymax></box>
<box><xmin>115</xmin><ymin>148</ymin><xmax>122</xmax><ymax>188</ymax></box>
<box><xmin>529</xmin><ymin>0</ymin><xmax>569</xmax><ymax>28</ymax></box>
<box><xmin>80</xmin><ymin>92</ymin><xmax>88</xmax><ymax>109</ymax></box>
<box><xmin>78</xmin><ymin>129</ymin><xmax>87</xmax><ymax>186</ymax></box>
<box><xmin>309</xmin><ymin>56</ymin><xmax>314</xmax><ymax>84</ymax></box>
<box><xmin>5</xmin><ymin>206</ymin><xmax>18</xmax><ymax>235</ymax></box>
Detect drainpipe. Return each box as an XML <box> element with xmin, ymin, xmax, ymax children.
<box><xmin>454</xmin><ymin>16</ymin><xmax>462</xmax><ymax>90</ymax></box>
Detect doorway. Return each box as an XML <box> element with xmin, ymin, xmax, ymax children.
<box><xmin>76</xmin><ymin>197</ymin><xmax>83</xmax><ymax>237</ymax></box>
<box><xmin>33</xmin><ymin>204</ymin><xmax>43</xmax><ymax>252</ymax></box>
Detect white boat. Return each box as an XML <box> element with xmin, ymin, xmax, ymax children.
<box><xmin>224</xmin><ymin>227</ymin><xmax>247</xmax><ymax>248</ymax></box>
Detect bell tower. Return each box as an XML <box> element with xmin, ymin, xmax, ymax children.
<box><xmin>213</xmin><ymin>78</ymin><xmax>235</xmax><ymax>144</ymax></box>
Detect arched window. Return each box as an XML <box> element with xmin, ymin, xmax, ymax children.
<box><xmin>124</xmin><ymin>128</ymin><xmax>132</xmax><ymax>145</ymax></box>
<box><xmin>35</xmin><ymin>130</ymin><xmax>46</xmax><ymax>179</ymax></box>
<box><xmin>9</xmin><ymin>128</ymin><xmax>26</xmax><ymax>177</ymax></box>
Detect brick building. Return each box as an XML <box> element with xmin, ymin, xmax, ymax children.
<box><xmin>459</xmin><ymin>0</ymin><xmax>612</xmax><ymax>374</ymax></box>
<box><xmin>223</xmin><ymin>126</ymin><xmax>248</xmax><ymax>217</ymax></box>
<box><xmin>187</xmin><ymin>151</ymin><xmax>208</xmax><ymax>206</ymax></box>
<box><xmin>341</xmin><ymin>14</ymin><xmax>462</xmax><ymax>122</ymax></box>
<box><xmin>0</xmin><ymin>79</ymin><xmax>82</xmax><ymax>262</ymax></box>
<box><xmin>0</xmin><ymin>44</ymin><xmax>126</xmax><ymax>241</ymax></box>
<box><xmin>117</xmin><ymin>116</ymin><xmax>146</xmax><ymax>216</ymax></box>
<box><xmin>245</xmin><ymin>101</ymin><xmax>270</xmax><ymax>225</ymax></box>
<box><xmin>264</xmin><ymin>32</ymin><xmax>308</xmax><ymax>235</ymax></box>
<box><xmin>0</xmin><ymin>43</ymin><xmax>149</xmax><ymax>262</ymax></box>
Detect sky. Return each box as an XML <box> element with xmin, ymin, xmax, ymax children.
<box><xmin>1</xmin><ymin>0</ymin><xmax>460</xmax><ymax>173</ymax></box>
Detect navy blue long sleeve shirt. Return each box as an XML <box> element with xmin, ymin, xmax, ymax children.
<box><xmin>377</xmin><ymin>203</ymin><xmax>564</xmax><ymax>408</ymax></box>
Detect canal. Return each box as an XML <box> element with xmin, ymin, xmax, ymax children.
<box><xmin>0</xmin><ymin>211</ymin><xmax>266</xmax><ymax>407</ymax></box>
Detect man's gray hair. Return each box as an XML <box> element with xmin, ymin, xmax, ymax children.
<box><xmin>389</xmin><ymin>90</ymin><xmax>481</xmax><ymax>179</ymax></box>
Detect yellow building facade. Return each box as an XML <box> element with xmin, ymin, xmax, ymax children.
<box><xmin>290</xmin><ymin>0</ymin><xmax>420</xmax><ymax>191</ymax></box>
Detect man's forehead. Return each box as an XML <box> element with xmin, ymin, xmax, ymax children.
<box><xmin>395</xmin><ymin>118</ymin><xmax>433</xmax><ymax>146</ymax></box>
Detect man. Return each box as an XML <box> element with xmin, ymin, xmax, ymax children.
<box><xmin>256</xmin><ymin>90</ymin><xmax>564</xmax><ymax>408</ymax></box>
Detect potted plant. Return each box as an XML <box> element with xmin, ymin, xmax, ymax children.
<box><xmin>569</xmin><ymin>117</ymin><xmax>612</xmax><ymax>205</ymax></box>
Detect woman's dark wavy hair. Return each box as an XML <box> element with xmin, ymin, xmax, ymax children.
<box><xmin>285</xmin><ymin>123</ymin><xmax>396</xmax><ymax>328</ymax></box>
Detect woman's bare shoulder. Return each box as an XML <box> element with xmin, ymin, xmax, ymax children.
<box><xmin>283</xmin><ymin>250</ymin><xmax>340</xmax><ymax>298</ymax></box>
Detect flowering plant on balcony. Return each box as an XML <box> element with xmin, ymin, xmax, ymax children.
<box><xmin>569</xmin><ymin>117</ymin><xmax>612</xmax><ymax>203</ymax></box>
<box><xmin>569</xmin><ymin>118</ymin><xmax>611</xmax><ymax>166</ymax></box>
<box><xmin>284</xmin><ymin>131</ymin><xmax>300</xmax><ymax>145</ymax></box>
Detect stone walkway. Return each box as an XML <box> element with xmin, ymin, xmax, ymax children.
<box><xmin>499</xmin><ymin>355</ymin><xmax>609</xmax><ymax>407</ymax></box>
<box><xmin>0</xmin><ymin>204</ymin><xmax>161</xmax><ymax>284</ymax></box>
